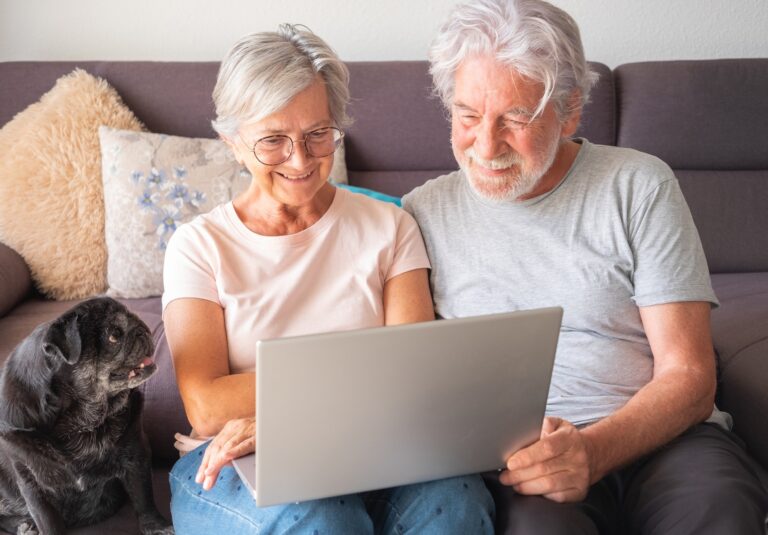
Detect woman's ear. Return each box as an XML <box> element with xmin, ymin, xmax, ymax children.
<box><xmin>221</xmin><ymin>134</ymin><xmax>246</xmax><ymax>167</ymax></box>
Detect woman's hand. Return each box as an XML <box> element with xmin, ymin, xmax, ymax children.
<box><xmin>195</xmin><ymin>417</ymin><xmax>256</xmax><ymax>490</ymax></box>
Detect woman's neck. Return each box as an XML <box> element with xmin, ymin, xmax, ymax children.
<box><xmin>232</xmin><ymin>182</ymin><xmax>336</xmax><ymax>236</ymax></box>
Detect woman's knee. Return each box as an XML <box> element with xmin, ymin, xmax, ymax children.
<box><xmin>380</xmin><ymin>475</ymin><xmax>495</xmax><ymax>534</ymax></box>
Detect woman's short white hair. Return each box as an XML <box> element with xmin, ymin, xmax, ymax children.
<box><xmin>212</xmin><ymin>24</ymin><xmax>351</xmax><ymax>138</ymax></box>
<box><xmin>429</xmin><ymin>0</ymin><xmax>598</xmax><ymax>120</ymax></box>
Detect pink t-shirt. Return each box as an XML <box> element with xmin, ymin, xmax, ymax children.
<box><xmin>162</xmin><ymin>187</ymin><xmax>431</xmax><ymax>373</ymax></box>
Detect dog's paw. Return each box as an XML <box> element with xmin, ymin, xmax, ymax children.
<box><xmin>17</xmin><ymin>521</ymin><xmax>39</xmax><ymax>535</ymax></box>
<box><xmin>140</xmin><ymin>526</ymin><xmax>174</xmax><ymax>535</ymax></box>
<box><xmin>139</xmin><ymin>519</ymin><xmax>174</xmax><ymax>535</ymax></box>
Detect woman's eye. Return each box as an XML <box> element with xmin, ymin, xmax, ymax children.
<box><xmin>259</xmin><ymin>136</ymin><xmax>285</xmax><ymax>147</ymax></box>
<box><xmin>309</xmin><ymin>129</ymin><xmax>329</xmax><ymax>139</ymax></box>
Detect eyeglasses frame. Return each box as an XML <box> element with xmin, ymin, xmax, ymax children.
<box><xmin>241</xmin><ymin>126</ymin><xmax>344</xmax><ymax>166</ymax></box>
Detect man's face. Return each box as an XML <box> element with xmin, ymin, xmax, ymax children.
<box><xmin>450</xmin><ymin>55</ymin><xmax>575</xmax><ymax>201</ymax></box>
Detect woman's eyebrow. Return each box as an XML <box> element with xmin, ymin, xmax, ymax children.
<box><xmin>254</xmin><ymin>120</ymin><xmax>333</xmax><ymax>136</ymax></box>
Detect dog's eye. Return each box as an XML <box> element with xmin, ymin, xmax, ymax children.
<box><xmin>107</xmin><ymin>332</ymin><xmax>120</xmax><ymax>344</ymax></box>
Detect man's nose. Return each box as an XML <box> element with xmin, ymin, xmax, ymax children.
<box><xmin>474</xmin><ymin>119</ymin><xmax>505</xmax><ymax>161</ymax></box>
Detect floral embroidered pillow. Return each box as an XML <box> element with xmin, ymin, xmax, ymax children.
<box><xmin>99</xmin><ymin>126</ymin><xmax>251</xmax><ymax>298</ymax></box>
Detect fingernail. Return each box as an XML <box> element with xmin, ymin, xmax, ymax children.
<box><xmin>195</xmin><ymin>472</ymin><xmax>203</xmax><ymax>484</ymax></box>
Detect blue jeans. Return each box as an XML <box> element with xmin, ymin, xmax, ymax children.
<box><xmin>169</xmin><ymin>442</ymin><xmax>495</xmax><ymax>534</ymax></box>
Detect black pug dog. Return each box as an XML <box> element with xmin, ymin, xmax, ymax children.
<box><xmin>0</xmin><ymin>297</ymin><xmax>173</xmax><ymax>535</ymax></box>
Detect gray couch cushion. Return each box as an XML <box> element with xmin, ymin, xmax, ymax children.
<box><xmin>677</xmin><ymin>170</ymin><xmax>768</xmax><ymax>273</ymax></box>
<box><xmin>615</xmin><ymin>59</ymin><xmax>768</xmax><ymax>169</ymax></box>
<box><xmin>711</xmin><ymin>272</ymin><xmax>768</xmax><ymax>467</ymax></box>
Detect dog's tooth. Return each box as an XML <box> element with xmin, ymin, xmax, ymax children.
<box><xmin>139</xmin><ymin>363</ymin><xmax>145</xmax><ymax>369</ymax></box>
<box><xmin>128</xmin><ymin>370</ymin><xmax>136</xmax><ymax>379</ymax></box>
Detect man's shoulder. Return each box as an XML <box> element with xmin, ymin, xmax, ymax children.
<box><xmin>402</xmin><ymin>170</ymin><xmax>462</xmax><ymax>211</ymax></box>
<box><xmin>583</xmin><ymin>142</ymin><xmax>674</xmax><ymax>181</ymax></box>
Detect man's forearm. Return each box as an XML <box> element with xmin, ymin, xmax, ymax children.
<box><xmin>580</xmin><ymin>365</ymin><xmax>715</xmax><ymax>484</ymax></box>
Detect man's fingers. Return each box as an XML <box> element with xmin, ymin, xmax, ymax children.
<box><xmin>541</xmin><ymin>416</ymin><xmax>564</xmax><ymax>437</ymax></box>
<box><xmin>507</xmin><ymin>431</ymin><xmax>570</xmax><ymax>471</ymax></box>
<box><xmin>501</xmin><ymin>469</ymin><xmax>586</xmax><ymax>501</ymax></box>
<box><xmin>500</xmin><ymin>454</ymin><xmax>574</xmax><ymax>486</ymax></box>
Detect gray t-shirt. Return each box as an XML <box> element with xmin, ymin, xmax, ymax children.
<box><xmin>403</xmin><ymin>139</ymin><xmax>727</xmax><ymax>427</ymax></box>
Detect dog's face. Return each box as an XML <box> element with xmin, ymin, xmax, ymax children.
<box><xmin>42</xmin><ymin>297</ymin><xmax>157</xmax><ymax>396</ymax></box>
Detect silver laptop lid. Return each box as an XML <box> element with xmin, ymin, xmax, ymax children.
<box><xmin>236</xmin><ymin>307</ymin><xmax>562</xmax><ymax>507</ymax></box>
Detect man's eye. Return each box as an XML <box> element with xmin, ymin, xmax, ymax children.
<box><xmin>504</xmin><ymin>116</ymin><xmax>531</xmax><ymax>129</ymax></box>
<box><xmin>460</xmin><ymin>115</ymin><xmax>480</xmax><ymax>124</ymax></box>
<box><xmin>309</xmin><ymin>128</ymin><xmax>330</xmax><ymax>139</ymax></box>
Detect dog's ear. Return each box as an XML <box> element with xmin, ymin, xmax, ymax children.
<box><xmin>41</xmin><ymin>312</ymin><xmax>82</xmax><ymax>365</ymax></box>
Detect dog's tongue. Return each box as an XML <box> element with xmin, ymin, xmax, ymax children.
<box><xmin>140</xmin><ymin>357</ymin><xmax>154</xmax><ymax>367</ymax></box>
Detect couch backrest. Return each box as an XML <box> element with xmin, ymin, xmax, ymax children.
<box><xmin>615</xmin><ymin>59</ymin><xmax>768</xmax><ymax>273</ymax></box>
<box><xmin>3</xmin><ymin>59</ymin><xmax>765</xmax><ymax>273</ymax></box>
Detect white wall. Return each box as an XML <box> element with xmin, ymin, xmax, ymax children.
<box><xmin>1</xmin><ymin>0</ymin><xmax>767</xmax><ymax>68</ymax></box>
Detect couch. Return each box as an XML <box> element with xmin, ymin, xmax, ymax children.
<box><xmin>1</xmin><ymin>58</ymin><xmax>766</xmax><ymax>534</ymax></box>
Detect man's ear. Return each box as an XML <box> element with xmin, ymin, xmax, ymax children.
<box><xmin>41</xmin><ymin>312</ymin><xmax>82</xmax><ymax>365</ymax></box>
<box><xmin>561</xmin><ymin>90</ymin><xmax>583</xmax><ymax>138</ymax></box>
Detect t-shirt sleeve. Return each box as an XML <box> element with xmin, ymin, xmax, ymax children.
<box><xmin>629</xmin><ymin>176</ymin><xmax>718</xmax><ymax>308</ymax></box>
<box><xmin>384</xmin><ymin>209</ymin><xmax>431</xmax><ymax>282</ymax></box>
<box><xmin>161</xmin><ymin>224</ymin><xmax>221</xmax><ymax>313</ymax></box>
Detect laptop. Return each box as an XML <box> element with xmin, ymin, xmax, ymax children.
<box><xmin>232</xmin><ymin>306</ymin><xmax>562</xmax><ymax>507</ymax></box>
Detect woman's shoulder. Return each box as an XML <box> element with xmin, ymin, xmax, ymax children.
<box><xmin>337</xmin><ymin>186</ymin><xmax>408</xmax><ymax>221</ymax></box>
<box><xmin>166</xmin><ymin>202</ymin><xmax>233</xmax><ymax>250</ymax></box>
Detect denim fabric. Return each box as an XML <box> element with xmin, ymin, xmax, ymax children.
<box><xmin>169</xmin><ymin>442</ymin><xmax>495</xmax><ymax>534</ymax></box>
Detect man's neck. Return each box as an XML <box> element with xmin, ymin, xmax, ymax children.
<box><xmin>518</xmin><ymin>139</ymin><xmax>582</xmax><ymax>201</ymax></box>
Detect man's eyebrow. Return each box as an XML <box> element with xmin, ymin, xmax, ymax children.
<box><xmin>503</xmin><ymin>107</ymin><xmax>534</xmax><ymax>117</ymax></box>
<box><xmin>453</xmin><ymin>102</ymin><xmax>477</xmax><ymax>112</ymax></box>
<box><xmin>452</xmin><ymin>102</ymin><xmax>534</xmax><ymax>117</ymax></box>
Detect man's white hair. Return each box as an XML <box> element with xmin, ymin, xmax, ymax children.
<box><xmin>429</xmin><ymin>0</ymin><xmax>598</xmax><ymax>120</ymax></box>
<box><xmin>212</xmin><ymin>24</ymin><xmax>351</xmax><ymax>138</ymax></box>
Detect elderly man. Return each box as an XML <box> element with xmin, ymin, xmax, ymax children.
<box><xmin>403</xmin><ymin>0</ymin><xmax>768</xmax><ymax>533</ymax></box>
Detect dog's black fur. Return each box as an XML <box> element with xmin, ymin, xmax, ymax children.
<box><xmin>0</xmin><ymin>297</ymin><xmax>173</xmax><ymax>535</ymax></box>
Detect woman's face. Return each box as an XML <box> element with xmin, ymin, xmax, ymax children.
<box><xmin>232</xmin><ymin>78</ymin><xmax>336</xmax><ymax>208</ymax></box>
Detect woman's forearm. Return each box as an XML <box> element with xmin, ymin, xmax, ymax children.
<box><xmin>183</xmin><ymin>372</ymin><xmax>256</xmax><ymax>436</ymax></box>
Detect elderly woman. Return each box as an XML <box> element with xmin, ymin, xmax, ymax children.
<box><xmin>163</xmin><ymin>25</ymin><xmax>494</xmax><ymax>534</ymax></box>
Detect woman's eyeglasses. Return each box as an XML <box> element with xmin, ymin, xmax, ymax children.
<box><xmin>245</xmin><ymin>126</ymin><xmax>344</xmax><ymax>166</ymax></box>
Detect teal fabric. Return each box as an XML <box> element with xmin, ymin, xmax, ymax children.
<box><xmin>334</xmin><ymin>183</ymin><xmax>402</xmax><ymax>207</ymax></box>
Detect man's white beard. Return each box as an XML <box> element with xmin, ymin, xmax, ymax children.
<box><xmin>461</xmin><ymin>137</ymin><xmax>561</xmax><ymax>202</ymax></box>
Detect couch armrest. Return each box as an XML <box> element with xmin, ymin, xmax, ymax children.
<box><xmin>0</xmin><ymin>241</ymin><xmax>32</xmax><ymax>317</ymax></box>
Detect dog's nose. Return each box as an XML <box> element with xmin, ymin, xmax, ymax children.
<box><xmin>127</xmin><ymin>325</ymin><xmax>155</xmax><ymax>357</ymax></box>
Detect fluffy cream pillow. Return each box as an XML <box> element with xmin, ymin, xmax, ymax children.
<box><xmin>0</xmin><ymin>69</ymin><xmax>143</xmax><ymax>300</ymax></box>
<box><xmin>99</xmin><ymin>126</ymin><xmax>349</xmax><ymax>298</ymax></box>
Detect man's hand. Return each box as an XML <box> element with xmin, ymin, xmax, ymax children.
<box><xmin>499</xmin><ymin>416</ymin><xmax>595</xmax><ymax>503</ymax></box>
<box><xmin>195</xmin><ymin>417</ymin><xmax>255</xmax><ymax>490</ymax></box>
